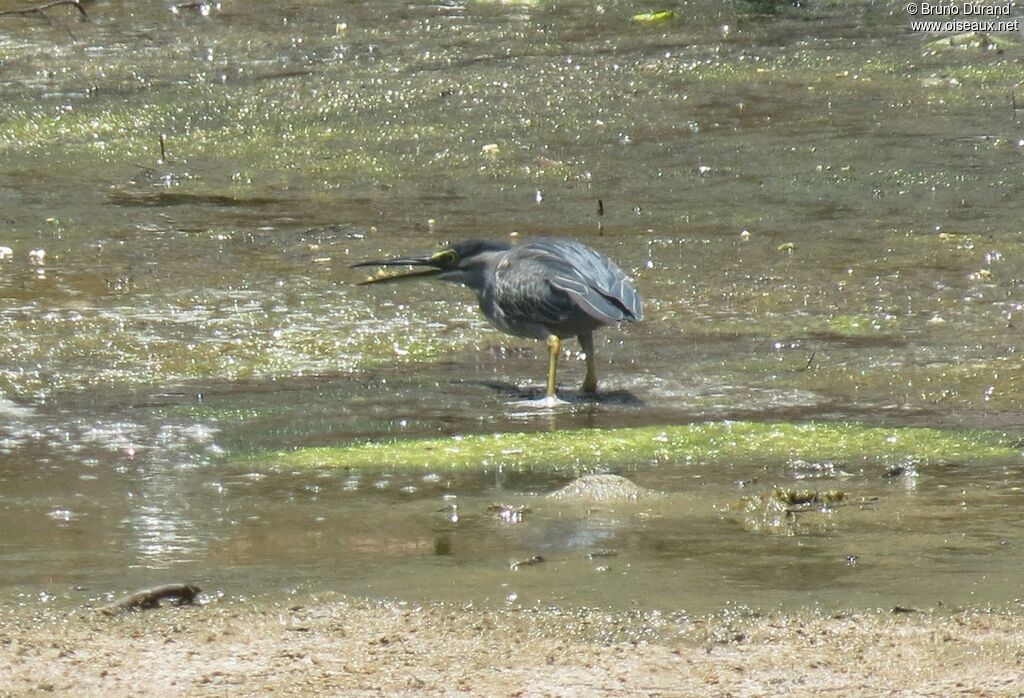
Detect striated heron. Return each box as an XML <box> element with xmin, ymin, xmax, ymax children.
<box><xmin>353</xmin><ymin>237</ymin><xmax>643</xmax><ymax>399</ymax></box>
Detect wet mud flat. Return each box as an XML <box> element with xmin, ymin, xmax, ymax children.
<box><xmin>2</xmin><ymin>597</ymin><xmax>1023</xmax><ymax>696</ymax></box>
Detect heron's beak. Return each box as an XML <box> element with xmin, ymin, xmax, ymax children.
<box><xmin>351</xmin><ymin>254</ymin><xmax>445</xmax><ymax>285</ymax></box>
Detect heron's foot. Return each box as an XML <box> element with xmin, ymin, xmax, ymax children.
<box><xmin>509</xmin><ymin>393</ymin><xmax>569</xmax><ymax>409</ymax></box>
<box><xmin>580</xmin><ymin>375</ymin><xmax>598</xmax><ymax>394</ymax></box>
<box><xmin>535</xmin><ymin>393</ymin><xmax>569</xmax><ymax>408</ymax></box>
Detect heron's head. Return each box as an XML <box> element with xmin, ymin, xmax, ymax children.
<box><xmin>353</xmin><ymin>240</ymin><xmax>512</xmax><ymax>290</ymax></box>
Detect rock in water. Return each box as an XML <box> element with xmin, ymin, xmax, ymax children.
<box><xmin>546</xmin><ymin>474</ymin><xmax>658</xmax><ymax>503</ymax></box>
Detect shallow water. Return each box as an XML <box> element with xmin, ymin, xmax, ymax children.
<box><xmin>1</xmin><ymin>0</ymin><xmax>1024</xmax><ymax>614</ymax></box>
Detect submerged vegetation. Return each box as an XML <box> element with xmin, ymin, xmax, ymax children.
<box><xmin>1</xmin><ymin>2</ymin><xmax>1021</xmax><ymax>201</ymax></box>
<box><xmin>0</xmin><ymin>1</ymin><xmax>1022</xmax><ymax>409</ymax></box>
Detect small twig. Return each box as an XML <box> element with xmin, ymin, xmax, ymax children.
<box><xmin>596</xmin><ymin>198</ymin><xmax>604</xmax><ymax>235</ymax></box>
<box><xmin>0</xmin><ymin>0</ymin><xmax>86</xmax><ymax>18</ymax></box>
<box><xmin>158</xmin><ymin>133</ymin><xmax>167</xmax><ymax>164</ymax></box>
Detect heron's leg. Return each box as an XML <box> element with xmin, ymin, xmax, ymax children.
<box><xmin>578</xmin><ymin>332</ymin><xmax>597</xmax><ymax>394</ymax></box>
<box><xmin>546</xmin><ymin>334</ymin><xmax>561</xmax><ymax>398</ymax></box>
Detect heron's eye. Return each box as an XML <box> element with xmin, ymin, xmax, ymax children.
<box><xmin>431</xmin><ymin>249</ymin><xmax>459</xmax><ymax>267</ymax></box>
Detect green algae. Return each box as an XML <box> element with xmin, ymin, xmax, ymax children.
<box><xmin>1</xmin><ymin>11</ymin><xmax>1017</xmax><ymax>198</ymax></box>
<box><xmin>261</xmin><ymin>421</ymin><xmax>1019</xmax><ymax>471</ymax></box>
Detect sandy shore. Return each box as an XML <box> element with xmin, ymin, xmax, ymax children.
<box><xmin>3</xmin><ymin>595</ymin><xmax>1024</xmax><ymax>696</ymax></box>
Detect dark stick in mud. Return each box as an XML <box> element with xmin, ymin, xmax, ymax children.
<box><xmin>803</xmin><ymin>351</ymin><xmax>816</xmax><ymax>371</ymax></box>
<box><xmin>99</xmin><ymin>583</ymin><xmax>201</xmax><ymax>616</ymax></box>
<box><xmin>0</xmin><ymin>0</ymin><xmax>86</xmax><ymax>18</ymax></box>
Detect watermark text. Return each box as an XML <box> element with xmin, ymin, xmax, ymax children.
<box><xmin>906</xmin><ymin>3</ymin><xmax>1020</xmax><ymax>32</ymax></box>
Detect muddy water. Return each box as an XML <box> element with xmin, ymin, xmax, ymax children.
<box><xmin>2</xmin><ymin>0</ymin><xmax>1024</xmax><ymax>614</ymax></box>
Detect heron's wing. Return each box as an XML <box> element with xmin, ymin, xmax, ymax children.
<box><xmin>600</xmin><ymin>275</ymin><xmax>643</xmax><ymax>322</ymax></box>
<box><xmin>547</xmin><ymin>274</ymin><xmax>634</xmax><ymax>324</ymax></box>
<box><xmin>526</xmin><ymin>239</ymin><xmax>643</xmax><ymax>324</ymax></box>
<box><xmin>493</xmin><ymin>239</ymin><xmax>643</xmax><ymax>329</ymax></box>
